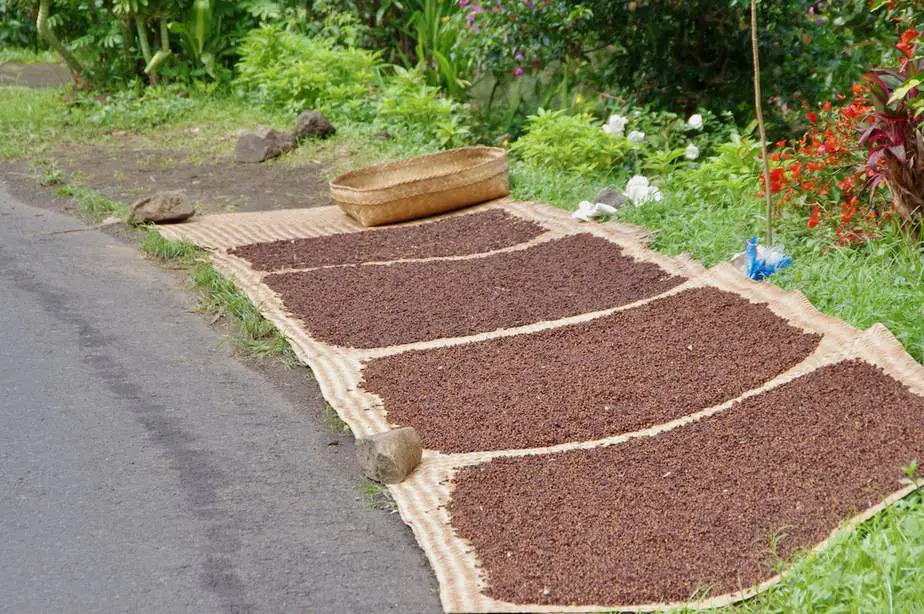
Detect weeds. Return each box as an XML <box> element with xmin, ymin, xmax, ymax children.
<box><xmin>322</xmin><ymin>402</ymin><xmax>352</xmax><ymax>435</ymax></box>
<box><xmin>190</xmin><ymin>262</ymin><xmax>296</xmax><ymax>362</ymax></box>
<box><xmin>358</xmin><ymin>480</ymin><xmax>398</xmax><ymax>513</ymax></box>
<box><xmin>138</xmin><ymin>229</ymin><xmax>201</xmax><ymax>265</ymax></box>
<box><xmin>55</xmin><ymin>184</ymin><xmax>128</xmax><ymax>221</ymax></box>
<box><xmin>31</xmin><ymin>157</ymin><xmax>64</xmax><ymax>186</ymax></box>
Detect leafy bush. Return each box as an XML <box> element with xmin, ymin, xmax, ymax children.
<box><xmin>0</xmin><ymin>0</ymin><xmax>37</xmax><ymax>49</ymax></box>
<box><xmin>235</xmin><ymin>26</ymin><xmax>380</xmax><ymax>119</ymax></box>
<box><xmin>864</xmin><ymin>24</ymin><xmax>924</xmax><ymax>234</ymax></box>
<box><xmin>509</xmin><ymin>109</ymin><xmax>633</xmax><ymax>175</ymax></box>
<box><xmin>75</xmin><ymin>85</ymin><xmax>197</xmax><ymax>129</ymax></box>
<box><xmin>460</xmin><ymin>0</ymin><xmax>892</xmax><ymax>125</ymax></box>
<box><xmin>374</xmin><ymin>66</ymin><xmax>470</xmax><ymax>148</ymax></box>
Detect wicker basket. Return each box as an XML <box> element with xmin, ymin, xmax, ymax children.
<box><xmin>329</xmin><ymin>146</ymin><xmax>510</xmax><ymax>226</ymax></box>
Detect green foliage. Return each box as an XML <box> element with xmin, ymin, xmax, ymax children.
<box><xmin>509</xmin><ymin>109</ymin><xmax>633</xmax><ymax>176</ymax></box>
<box><xmin>374</xmin><ymin>66</ymin><xmax>469</xmax><ymax>148</ymax></box>
<box><xmin>191</xmin><ymin>261</ymin><xmax>293</xmax><ymax>358</ymax></box>
<box><xmin>619</xmin><ymin>135</ymin><xmax>766</xmax><ymax>266</ymax></box>
<box><xmin>235</xmin><ymin>26</ymin><xmax>380</xmax><ymax>119</ymax></box>
<box><xmin>404</xmin><ymin>0</ymin><xmax>470</xmax><ymax>98</ymax></box>
<box><xmin>461</xmin><ymin>0</ymin><xmax>893</xmax><ymax>126</ymax></box>
<box><xmin>55</xmin><ymin>184</ymin><xmax>129</xmax><ymax>221</ymax></box>
<box><xmin>139</xmin><ymin>230</ymin><xmax>201</xmax><ymax>264</ymax></box>
<box><xmin>76</xmin><ymin>86</ymin><xmax>196</xmax><ymax>129</ymax></box>
<box><xmin>0</xmin><ymin>0</ymin><xmax>38</xmax><ymax>48</ymax></box>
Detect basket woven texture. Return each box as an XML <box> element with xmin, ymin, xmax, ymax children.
<box><xmin>329</xmin><ymin>146</ymin><xmax>510</xmax><ymax>226</ymax></box>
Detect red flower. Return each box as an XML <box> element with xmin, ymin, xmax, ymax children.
<box><xmin>822</xmin><ymin>101</ymin><xmax>833</xmax><ymax>112</ymax></box>
<box><xmin>896</xmin><ymin>27</ymin><xmax>918</xmax><ymax>58</ymax></box>
<box><xmin>760</xmin><ymin>167</ymin><xmax>785</xmax><ymax>194</ymax></box>
<box><xmin>789</xmin><ymin>162</ymin><xmax>802</xmax><ymax>179</ymax></box>
<box><xmin>807</xmin><ymin>207</ymin><xmax>822</xmax><ymax>229</ymax></box>
<box><xmin>806</xmin><ymin>111</ymin><xmax>818</xmax><ymax>123</ymax></box>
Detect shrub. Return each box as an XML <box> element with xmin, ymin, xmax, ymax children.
<box><xmin>460</xmin><ymin>0</ymin><xmax>892</xmax><ymax>124</ymax></box>
<box><xmin>374</xmin><ymin>66</ymin><xmax>470</xmax><ymax>149</ymax></box>
<box><xmin>509</xmin><ymin>109</ymin><xmax>633</xmax><ymax>175</ymax></box>
<box><xmin>234</xmin><ymin>26</ymin><xmax>380</xmax><ymax>119</ymax></box>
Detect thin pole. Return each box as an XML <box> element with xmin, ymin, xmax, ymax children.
<box><xmin>751</xmin><ymin>0</ymin><xmax>773</xmax><ymax>245</ymax></box>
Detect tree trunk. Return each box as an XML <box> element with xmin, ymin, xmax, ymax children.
<box><xmin>36</xmin><ymin>0</ymin><xmax>90</xmax><ymax>87</ymax></box>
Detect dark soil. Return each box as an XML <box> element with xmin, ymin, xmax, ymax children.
<box><xmin>263</xmin><ymin>234</ymin><xmax>686</xmax><ymax>348</ymax></box>
<box><xmin>0</xmin><ymin>62</ymin><xmax>71</xmax><ymax>88</ymax></box>
<box><xmin>448</xmin><ymin>359</ymin><xmax>924</xmax><ymax>606</ymax></box>
<box><xmin>362</xmin><ymin>287</ymin><xmax>821</xmax><ymax>452</ymax></box>
<box><xmin>53</xmin><ymin>144</ymin><xmax>330</xmax><ymax>214</ymax></box>
<box><xmin>230</xmin><ymin>209</ymin><xmax>547</xmax><ymax>271</ymax></box>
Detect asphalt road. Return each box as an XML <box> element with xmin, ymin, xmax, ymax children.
<box><xmin>0</xmin><ymin>180</ymin><xmax>441</xmax><ymax>613</ymax></box>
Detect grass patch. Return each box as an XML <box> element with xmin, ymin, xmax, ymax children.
<box><xmin>730</xmin><ymin>490</ymin><xmax>924</xmax><ymax>613</ymax></box>
<box><xmin>509</xmin><ymin>160</ymin><xmax>608</xmax><ymax>211</ymax></box>
<box><xmin>31</xmin><ymin>157</ymin><xmax>64</xmax><ymax>187</ymax></box>
<box><xmin>54</xmin><ymin>184</ymin><xmax>128</xmax><ymax>221</ymax></box>
<box><xmin>0</xmin><ymin>48</ymin><xmax>60</xmax><ymax>64</ymax></box>
<box><xmin>138</xmin><ymin>229</ymin><xmax>201</xmax><ymax>265</ymax></box>
<box><xmin>322</xmin><ymin>402</ymin><xmax>352</xmax><ymax>435</ymax></box>
<box><xmin>139</xmin><ymin>229</ymin><xmax>298</xmax><ymax>364</ymax></box>
<box><xmin>358</xmin><ymin>480</ymin><xmax>398</xmax><ymax>513</ymax></box>
<box><xmin>190</xmin><ymin>261</ymin><xmax>296</xmax><ymax>363</ymax></box>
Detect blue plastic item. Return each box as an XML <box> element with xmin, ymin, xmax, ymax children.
<box><xmin>745</xmin><ymin>237</ymin><xmax>792</xmax><ymax>281</ymax></box>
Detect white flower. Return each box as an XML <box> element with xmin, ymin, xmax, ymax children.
<box><xmin>627</xmin><ymin>130</ymin><xmax>645</xmax><ymax>143</ymax></box>
<box><xmin>684</xmin><ymin>143</ymin><xmax>700</xmax><ymax>160</ymax></box>
<box><xmin>624</xmin><ymin>175</ymin><xmax>658</xmax><ymax>205</ymax></box>
<box><xmin>602</xmin><ymin>114</ymin><xmax>628</xmax><ymax>137</ymax></box>
<box><xmin>571</xmin><ymin>200</ymin><xmax>618</xmax><ymax>222</ymax></box>
<box><xmin>624</xmin><ymin>175</ymin><xmax>663</xmax><ymax>205</ymax></box>
<box><xmin>687</xmin><ymin>113</ymin><xmax>704</xmax><ymax>130</ymax></box>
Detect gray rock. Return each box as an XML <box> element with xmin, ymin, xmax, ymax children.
<box><xmin>293</xmin><ymin>110</ymin><xmax>336</xmax><ymax>141</ymax></box>
<box><xmin>235</xmin><ymin>125</ymin><xmax>296</xmax><ymax>163</ymax></box>
<box><xmin>595</xmin><ymin>187</ymin><xmax>630</xmax><ymax>209</ymax></box>
<box><xmin>129</xmin><ymin>191</ymin><xmax>194</xmax><ymax>224</ymax></box>
<box><xmin>356</xmin><ymin>427</ymin><xmax>422</xmax><ymax>484</ymax></box>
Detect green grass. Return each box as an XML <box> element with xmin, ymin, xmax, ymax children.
<box><xmin>54</xmin><ymin>184</ymin><xmax>128</xmax><ymax>221</ymax></box>
<box><xmin>322</xmin><ymin>401</ymin><xmax>352</xmax><ymax>435</ymax></box>
<box><xmin>729</xmin><ymin>491</ymin><xmax>924</xmax><ymax>613</ymax></box>
<box><xmin>138</xmin><ymin>229</ymin><xmax>201</xmax><ymax>265</ymax></box>
<box><xmin>190</xmin><ymin>262</ymin><xmax>297</xmax><ymax>362</ymax></box>
<box><xmin>0</xmin><ymin>48</ymin><xmax>59</xmax><ymax>64</ymax></box>
<box><xmin>358</xmin><ymin>480</ymin><xmax>398</xmax><ymax>513</ymax></box>
<box><xmin>138</xmin><ymin>230</ymin><xmax>297</xmax><ymax>363</ymax></box>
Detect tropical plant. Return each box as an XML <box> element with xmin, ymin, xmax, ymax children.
<box><xmin>509</xmin><ymin>109</ymin><xmax>634</xmax><ymax>175</ymax></box>
<box><xmin>234</xmin><ymin>26</ymin><xmax>380</xmax><ymax>119</ymax></box>
<box><xmin>863</xmin><ymin>24</ymin><xmax>924</xmax><ymax>234</ymax></box>
<box><xmin>374</xmin><ymin>65</ymin><xmax>470</xmax><ymax>148</ymax></box>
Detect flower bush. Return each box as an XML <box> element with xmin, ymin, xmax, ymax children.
<box><xmin>766</xmin><ymin>18</ymin><xmax>924</xmax><ymax>243</ymax></box>
<box><xmin>863</xmin><ymin>24</ymin><xmax>924</xmax><ymax>233</ymax></box>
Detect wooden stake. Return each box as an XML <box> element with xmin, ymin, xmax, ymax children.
<box><xmin>751</xmin><ymin>0</ymin><xmax>773</xmax><ymax>246</ymax></box>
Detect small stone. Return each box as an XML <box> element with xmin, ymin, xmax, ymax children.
<box><xmin>356</xmin><ymin>427</ymin><xmax>422</xmax><ymax>484</ymax></box>
<box><xmin>595</xmin><ymin>187</ymin><xmax>629</xmax><ymax>209</ymax></box>
<box><xmin>293</xmin><ymin>110</ymin><xmax>336</xmax><ymax>141</ymax></box>
<box><xmin>235</xmin><ymin>125</ymin><xmax>296</xmax><ymax>163</ymax></box>
<box><xmin>128</xmin><ymin>191</ymin><xmax>194</xmax><ymax>224</ymax></box>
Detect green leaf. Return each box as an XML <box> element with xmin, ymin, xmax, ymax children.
<box><xmin>888</xmin><ymin>79</ymin><xmax>921</xmax><ymax>105</ymax></box>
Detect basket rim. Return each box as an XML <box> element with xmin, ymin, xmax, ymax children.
<box><xmin>329</xmin><ymin>146</ymin><xmax>507</xmax><ymax>195</ymax></box>
<box><xmin>333</xmin><ymin>170</ymin><xmax>509</xmax><ymax>209</ymax></box>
